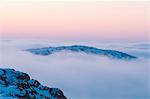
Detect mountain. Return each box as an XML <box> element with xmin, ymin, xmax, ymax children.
<box><xmin>0</xmin><ymin>68</ymin><xmax>67</xmax><ymax>99</ymax></box>
<box><xmin>26</xmin><ymin>45</ymin><xmax>137</xmax><ymax>60</ymax></box>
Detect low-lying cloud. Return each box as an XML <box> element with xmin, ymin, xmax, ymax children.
<box><xmin>0</xmin><ymin>39</ymin><xmax>149</xmax><ymax>99</ymax></box>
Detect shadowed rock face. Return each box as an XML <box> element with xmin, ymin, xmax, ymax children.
<box><xmin>27</xmin><ymin>45</ymin><xmax>137</xmax><ymax>60</ymax></box>
<box><xmin>0</xmin><ymin>68</ymin><xmax>67</xmax><ymax>99</ymax></box>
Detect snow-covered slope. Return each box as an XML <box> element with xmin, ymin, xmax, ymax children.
<box><xmin>26</xmin><ymin>45</ymin><xmax>137</xmax><ymax>60</ymax></box>
<box><xmin>0</xmin><ymin>68</ymin><xmax>67</xmax><ymax>99</ymax></box>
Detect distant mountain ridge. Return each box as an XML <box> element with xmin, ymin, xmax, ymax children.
<box><xmin>26</xmin><ymin>45</ymin><xmax>137</xmax><ymax>60</ymax></box>
<box><xmin>0</xmin><ymin>68</ymin><xmax>67</xmax><ymax>99</ymax></box>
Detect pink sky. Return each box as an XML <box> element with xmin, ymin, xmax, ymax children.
<box><xmin>0</xmin><ymin>1</ymin><xmax>149</xmax><ymax>42</ymax></box>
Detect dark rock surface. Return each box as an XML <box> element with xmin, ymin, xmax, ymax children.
<box><xmin>0</xmin><ymin>68</ymin><xmax>67</xmax><ymax>99</ymax></box>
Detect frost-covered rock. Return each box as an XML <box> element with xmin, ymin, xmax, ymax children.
<box><xmin>0</xmin><ymin>68</ymin><xmax>67</xmax><ymax>99</ymax></box>
<box><xmin>27</xmin><ymin>45</ymin><xmax>137</xmax><ymax>60</ymax></box>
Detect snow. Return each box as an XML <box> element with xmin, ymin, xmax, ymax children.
<box><xmin>0</xmin><ymin>68</ymin><xmax>66</xmax><ymax>99</ymax></box>
<box><xmin>27</xmin><ymin>45</ymin><xmax>137</xmax><ymax>60</ymax></box>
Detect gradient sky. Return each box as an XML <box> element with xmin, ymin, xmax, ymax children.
<box><xmin>0</xmin><ymin>1</ymin><xmax>149</xmax><ymax>42</ymax></box>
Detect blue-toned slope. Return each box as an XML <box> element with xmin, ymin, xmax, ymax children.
<box><xmin>27</xmin><ymin>45</ymin><xmax>137</xmax><ymax>60</ymax></box>
<box><xmin>0</xmin><ymin>68</ymin><xmax>67</xmax><ymax>99</ymax></box>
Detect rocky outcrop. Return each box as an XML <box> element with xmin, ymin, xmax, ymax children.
<box><xmin>0</xmin><ymin>68</ymin><xmax>67</xmax><ymax>99</ymax></box>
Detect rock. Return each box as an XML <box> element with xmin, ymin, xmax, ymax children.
<box><xmin>0</xmin><ymin>68</ymin><xmax>67</xmax><ymax>99</ymax></box>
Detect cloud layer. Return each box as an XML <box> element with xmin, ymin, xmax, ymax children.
<box><xmin>0</xmin><ymin>39</ymin><xmax>149</xmax><ymax>99</ymax></box>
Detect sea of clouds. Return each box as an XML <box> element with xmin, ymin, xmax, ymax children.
<box><xmin>0</xmin><ymin>39</ymin><xmax>149</xmax><ymax>99</ymax></box>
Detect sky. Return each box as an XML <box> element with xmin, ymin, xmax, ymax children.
<box><xmin>0</xmin><ymin>0</ymin><xmax>149</xmax><ymax>42</ymax></box>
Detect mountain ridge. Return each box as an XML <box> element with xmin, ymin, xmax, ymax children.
<box><xmin>26</xmin><ymin>45</ymin><xmax>137</xmax><ymax>60</ymax></box>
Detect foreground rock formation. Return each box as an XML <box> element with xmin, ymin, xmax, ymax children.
<box><xmin>0</xmin><ymin>68</ymin><xmax>67</xmax><ymax>99</ymax></box>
